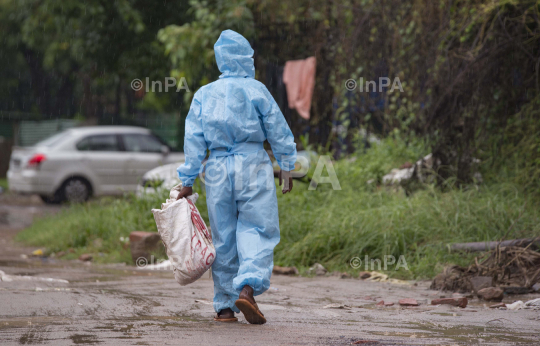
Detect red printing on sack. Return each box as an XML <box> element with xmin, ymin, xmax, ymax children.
<box><xmin>187</xmin><ymin>199</ymin><xmax>211</xmax><ymax>239</ymax></box>
<box><xmin>186</xmin><ymin>199</ymin><xmax>214</xmax><ymax>273</ymax></box>
<box><xmin>206</xmin><ymin>253</ymin><xmax>215</xmax><ymax>266</ymax></box>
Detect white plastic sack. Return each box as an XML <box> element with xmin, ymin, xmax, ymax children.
<box><xmin>152</xmin><ymin>183</ymin><xmax>215</xmax><ymax>285</ymax></box>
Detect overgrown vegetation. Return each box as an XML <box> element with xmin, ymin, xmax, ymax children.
<box><xmin>8</xmin><ymin>0</ymin><xmax>540</xmax><ymax>279</ymax></box>
<box><xmin>15</xmin><ymin>189</ymin><xmax>209</xmax><ymax>264</ymax></box>
<box><xmin>17</xmin><ymin>137</ymin><xmax>540</xmax><ymax>278</ymax></box>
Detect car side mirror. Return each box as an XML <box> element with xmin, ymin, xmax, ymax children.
<box><xmin>160</xmin><ymin>145</ymin><xmax>170</xmax><ymax>156</ymax></box>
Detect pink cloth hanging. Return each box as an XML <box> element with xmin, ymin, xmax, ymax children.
<box><xmin>283</xmin><ymin>57</ymin><xmax>316</xmax><ymax>120</ymax></box>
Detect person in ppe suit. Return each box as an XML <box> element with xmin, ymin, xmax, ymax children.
<box><xmin>176</xmin><ymin>29</ymin><xmax>297</xmax><ymax>324</ymax></box>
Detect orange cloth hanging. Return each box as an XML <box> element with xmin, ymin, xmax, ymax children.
<box><xmin>282</xmin><ymin>57</ymin><xmax>316</xmax><ymax>120</ymax></box>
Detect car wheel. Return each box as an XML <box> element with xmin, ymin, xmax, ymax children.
<box><xmin>61</xmin><ymin>178</ymin><xmax>91</xmax><ymax>203</ymax></box>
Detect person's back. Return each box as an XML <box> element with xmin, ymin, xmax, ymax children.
<box><xmin>176</xmin><ymin>29</ymin><xmax>297</xmax><ymax>324</ymax></box>
<box><xmin>197</xmin><ymin>77</ymin><xmax>290</xmax><ymax>149</ymax></box>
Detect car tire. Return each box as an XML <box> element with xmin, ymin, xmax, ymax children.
<box><xmin>60</xmin><ymin>177</ymin><xmax>92</xmax><ymax>203</ymax></box>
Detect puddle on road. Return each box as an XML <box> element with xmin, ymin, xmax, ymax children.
<box><xmin>1</xmin><ymin>314</ymin><xmax>214</xmax><ymax>345</ymax></box>
<box><xmin>3</xmin><ymin>313</ymin><xmax>538</xmax><ymax>345</ymax></box>
<box><xmin>367</xmin><ymin>322</ymin><xmax>537</xmax><ymax>344</ymax></box>
<box><xmin>114</xmin><ymin>314</ymin><xmax>208</xmax><ymax>324</ymax></box>
<box><xmin>428</xmin><ymin>312</ymin><xmax>461</xmax><ymax>317</ymax></box>
<box><xmin>0</xmin><ymin>316</ymin><xmax>70</xmax><ymax>330</ymax></box>
<box><xmin>69</xmin><ymin>333</ymin><xmax>102</xmax><ymax>344</ymax></box>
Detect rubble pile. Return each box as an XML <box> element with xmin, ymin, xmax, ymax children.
<box><xmin>431</xmin><ymin>245</ymin><xmax>540</xmax><ymax>293</ymax></box>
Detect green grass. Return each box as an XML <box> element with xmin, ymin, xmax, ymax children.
<box><xmin>15</xmin><ymin>138</ymin><xmax>540</xmax><ymax>278</ymax></box>
<box><xmin>0</xmin><ymin>178</ymin><xmax>7</xmax><ymax>190</ymax></box>
<box><xmin>276</xmin><ymin>180</ymin><xmax>539</xmax><ymax>279</ymax></box>
<box><xmin>15</xmin><ymin>187</ymin><xmax>209</xmax><ymax>264</ymax></box>
<box><xmin>274</xmin><ymin>139</ymin><xmax>540</xmax><ymax>279</ymax></box>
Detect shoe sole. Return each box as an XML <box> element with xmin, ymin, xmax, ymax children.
<box><xmin>213</xmin><ymin>317</ymin><xmax>238</xmax><ymax>322</ymax></box>
<box><xmin>235</xmin><ymin>299</ymin><xmax>266</xmax><ymax>324</ymax></box>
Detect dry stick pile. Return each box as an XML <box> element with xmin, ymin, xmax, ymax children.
<box><xmin>431</xmin><ymin>237</ymin><xmax>540</xmax><ymax>292</ymax></box>
<box><xmin>472</xmin><ymin>245</ymin><xmax>540</xmax><ymax>287</ymax></box>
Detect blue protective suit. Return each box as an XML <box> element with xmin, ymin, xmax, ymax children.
<box><xmin>177</xmin><ymin>30</ymin><xmax>297</xmax><ymax>313</ymax></box>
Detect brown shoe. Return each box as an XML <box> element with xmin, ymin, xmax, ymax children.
<box><xmin>213</xmin><ymin>308</ymin><xmax>238</xmax><ymax>322</ymax></box>
<box><xmin>235</xmin><ymin>286</ymin><xmax>266</xmax><ymax>324</ymax></box>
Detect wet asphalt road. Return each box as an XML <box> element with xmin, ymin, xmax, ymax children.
<box><xmin>1</xmin><ymin>198</ymin><xmax>540</xmax><ymax>345</ymax></box>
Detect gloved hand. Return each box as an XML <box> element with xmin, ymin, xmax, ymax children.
<box><xmin>176</xmin><ymin>186</ymin><xmax>193</xmax><ymax>200</ymax></box>
<box><xmin>279</xmin><ymin>170</ymin><xmax>293</xmax><ymax>194</ymax></box>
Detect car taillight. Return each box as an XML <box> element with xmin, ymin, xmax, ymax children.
<box><xmin>28</xmin><ymin>153</ymin><xmax>46</xmax><ymax>167</ymax></box>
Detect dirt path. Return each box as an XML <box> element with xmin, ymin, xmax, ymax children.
<box><xmin>1</xmin><ymin>198</ymin><xmax>539</xmax><ymax>345</ymax></box>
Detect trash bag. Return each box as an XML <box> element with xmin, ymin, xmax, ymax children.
<box><xmin>152</xmin><ymin>183</ymin><xmax>215</xmax><ymax>285</ymax></box>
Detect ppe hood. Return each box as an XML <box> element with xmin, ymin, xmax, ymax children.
<box><xmin>214</xmin><ymin>30</ymin><xmax>255</xmax><ymax>79</ymax></box>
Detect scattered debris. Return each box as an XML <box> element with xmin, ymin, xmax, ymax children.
<box><xmin>194</xmin><ymin>299</ymin><xmax>213</xmax><ymax>305</ymax></box>
<box><xmin>78</xmin><ymin>254</ymin><xmax>93</xmax><ymax>262</ymax></box>
<box><xmin>506</xmin><ymin>301</ymin><xmax>525</xmax><ymax>311</ymax></box>
<box><xmin>431</xmin><ymin>266</ymin><xmax>472</xmax><ymax>292</ymax></box>
<box><xmin>399</xmin><ymin>162</ymin><xmax>413</xmax><ymax>169</ymax></box>
<box><xmin>375</xmin><ymin>300</ymin><xmax>395</xmax><ymax>307</ymax></box>
<box><xmin>431</xmin><ymin>297</ymin><xmax>468</xmax><ymax>308</ymax></box>
<box><xmin>129</xmin><ymin>231</ymin><xmax>163</xmax><ymax>264</ymax></box>
<box><xmin>489</xmin><ymin>303</ymin><xmax>506</xmax><ymax>309</ymax></box>
<box><xmin>525</xmin><ymin>298</ymin><xmax>540</xmax><ymax>308</ymax></box>
<box><xmin>364</xmin><ymin>271</ymin><xmax>411</xmax><ymax>285</ymax></box>
<box><xmin>31</xmin><ymin>249</ymin><xmax>44</xmax><ymax>257</ymax></box>
<box><xmin>382</xmin><ymin>153</ymin><xmax>439</xmax><ymax>186</ymax></box>
<box><xmin>504</xmin><ymin>286</ymin><xmax>532</xmax><ymax>295</ymax></box>
<box><xmin>431</xmin><ymin>245</ymin><xmax>540</xmax><ymax>292</ymax></box>
<box><xmin>273</xmin><ymin>266</ymin><xmax>299</xmax><ymax>275</ymax></box>
<box><xmin>0</xmin><ymin>270</ymin><xmax>68</xmax><ymax>284</ymax></box>
<box><xmin>358</xmin><ymin>271</ymin><xmax>372</xmax><ymax>280</ymax></box>
<box><xmin>470</xmin><ymin>276</ymin><xmax>493</xmax><ymax>293</ymax></box>
<box><xmin>365</xmin><ymin>272</ymin><xmax>388</xmax><ymax>282</ymax></box>
<box><xmin>308</xmin><ymin>263</ymin><xmax>327</xmax><ymax>276</ymax></box>
<box><xmin>323</xmin><ymin>303</ymin><xmax>352</xmax><ymax>310</ymax></box>
<box><xmin>398</xmin><ymin>298</ymin><xmax>418</xmax><ymax>307</ymax></box>
<box><xmin>477</xmin><ymin>287</ymin><xmax>504</xmax><ymax>302</ymax></box>
<box><xmin>382</xmin><ymin>168</ymin><xmax>414</xmax><ymax>185</ymax></box>
<box><xmin>329</xmin><ymin>271</ymin><xmax>352</xmax><ymax>279</ymax></box>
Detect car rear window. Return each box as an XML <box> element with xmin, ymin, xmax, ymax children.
<box><xmin>76</xmin><ymin>135</ymin><xmax>120</xmax><ymax>151</ymax></box>
<box><xmin>122</xmin><ymin>134</ymin><xmax>163</xmax><ymax>153</ymax></box>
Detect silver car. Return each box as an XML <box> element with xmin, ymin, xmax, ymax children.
<box><xmin>7</xmin><ymin>126</ymin><xmax>185</xmax><ymax>203</ymax></box>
